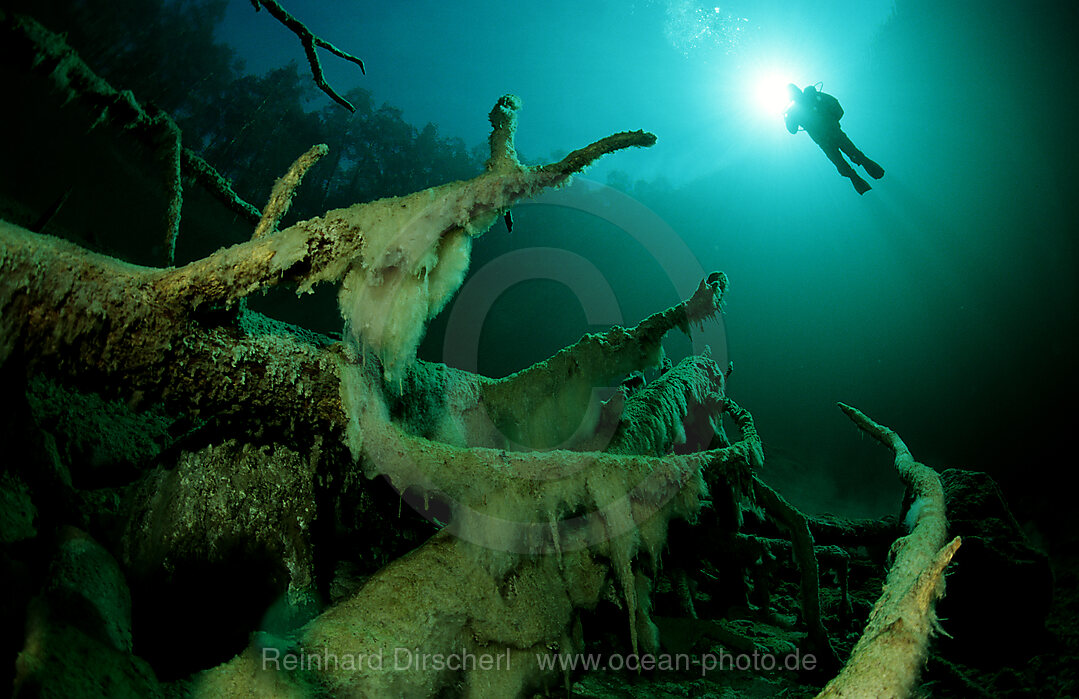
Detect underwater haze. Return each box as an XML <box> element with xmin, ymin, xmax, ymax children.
<box><xmin>219</xmin><ymin>0</ymin><xmax>1077</xmax><ymax>523</ymax></box>
<box><xmin>6</xmin><ymin>0</ymin><xmax>1079</xmax><ymax>693</ymax></box>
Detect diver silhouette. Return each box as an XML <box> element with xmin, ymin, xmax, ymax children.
<box><xmin>784</xmin><ymin>83</ymin><xmax>884</xmax><ymax>195</ymax></box>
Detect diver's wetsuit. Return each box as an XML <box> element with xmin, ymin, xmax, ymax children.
<box><xmin>785</xmin><ymin>86</ymin><xmax>884</xmax><ymax>194</ymax></box>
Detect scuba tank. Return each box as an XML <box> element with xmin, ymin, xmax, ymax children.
<box><xmin>810</xmin><ymin>82</ymin><xmax>844</xmax><ymax>120</ymax></box>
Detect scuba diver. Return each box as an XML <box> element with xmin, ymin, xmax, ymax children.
<box><xmin>784</xmin><ymin>83</ymin><xmax>884</xmax><ymax>195</ymax></box>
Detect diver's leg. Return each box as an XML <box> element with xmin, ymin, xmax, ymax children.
<box><xmin>864</xmin><ymin>159</ymin><xmax>885</xmax><ymax>179</ymax></box>
<box><xmin>819</xmin><ymin>143</ymin><xmax>871</xmax><ymax>194</ymax></box>
<box><xmin>837</xmin><ymin>131</ymin><xmax>885</xmax><ymax>179</ymax></box>
<box><xmin>820</xmin><ymin>143</ymin><xmax>856</xmax><ymax>177</ymax></box>
<box><xmin>849</xmin><ymin>173</ymin><xmax>871</xmax><ymax>194</ymax></box>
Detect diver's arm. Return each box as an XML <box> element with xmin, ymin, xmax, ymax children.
<box><xmin>784</xmin><ymin>111</ymin><xmax>799</xmax><ymax>134</ymax></box>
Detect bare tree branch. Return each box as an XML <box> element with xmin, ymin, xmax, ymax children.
<box><xmin>252</xmin><ymin>143</ymin><xmax>328</xmax><ymax>239</ymax></box>
<box><xmin>250</xmin><ymin>0</ymin><xmax>366</xmax><ymax>111</ymax></box>
<box><xmin>816</xmin><ymin>404</ymin><xmax>962</xmax><ymax>699</ymax></box>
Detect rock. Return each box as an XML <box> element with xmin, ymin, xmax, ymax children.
<box><xmin>45</xmin><ymin>527</ymin><xmax>133</xmax><ymax>653</ymax></box>
<box><xmin>934</xmin><ymin>469</ymin><xmax>1053</xmax><ymax>663</ymax></box>
<box><xmin>120</xmin><ymin>439</ymin><xmax>319</xmax><ymax>679</ymax></box>
<box><xmin>0</xmin><ymin>472</ymin><xmax>36</xmax><ymax>543</ymax></box>
<box><xmin>14</xmin><ymin>600</ymin><xmax>161</xmax><ymax>698</ymax></box>
<box><xmin>13</xmin><ymin>528</ymin><xmax>161</xmax><ymax>697</ymax></box>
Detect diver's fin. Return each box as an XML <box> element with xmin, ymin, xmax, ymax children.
<box><xmin>863</xmin><ymin>159</ymin><xmax>885</xmax><ymax>179</ymax></box>
<box><xmin>851</xmin><ymin>175</ymin><xmax>871</xmax><ymax>195</ymax></box>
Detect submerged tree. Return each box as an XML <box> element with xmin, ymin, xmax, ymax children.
<box><xmin>0</xmin><ymin>7</ymin><xmax>971</xmax><ymax>699</ymax></box>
